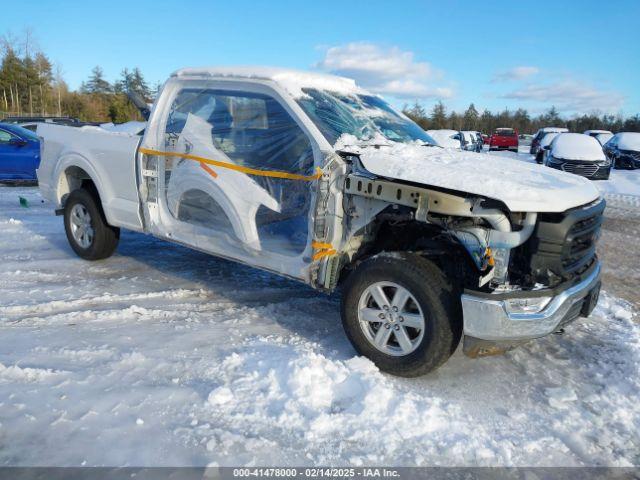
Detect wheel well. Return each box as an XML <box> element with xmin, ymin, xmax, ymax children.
<box><xmin>59</xmin><ymin>166</ymin><xmax>99</xmax><ymax>206</ymax></box>
<box><xmin>339</xmin><ymin>214</ymin><xmax>480</xmax><ymax>291</ymax></box>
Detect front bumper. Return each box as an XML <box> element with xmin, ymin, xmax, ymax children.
<box><xmin>461</xmin><ymin>262</ymin><xmax>601</xmax><ymax>342</ymax></box>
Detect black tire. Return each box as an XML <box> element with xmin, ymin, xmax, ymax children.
<box><xmin>340</xmin><ymin>253</ymin><xmax>462</xmax><ymax>377</ymax></box>
<box><xmin>64</xmin><ymin>188</ymin><xmax>119</xmax><ymax>260</ymax></box>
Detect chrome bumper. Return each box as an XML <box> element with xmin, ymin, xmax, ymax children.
<box><xmin>462</xmin><ymin>263</ymin><xmax>601</xmax><ymax>341</ymax></box>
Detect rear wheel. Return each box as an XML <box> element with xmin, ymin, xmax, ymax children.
<box><xmin>64</xmin><ymin>188</ymin><xmax>119</xmax><ymax>260</ymax></box>
<box><xmin>341</xmin><ymin>253</ymin><xmax>462</xmax><ymax>377</ymax></box>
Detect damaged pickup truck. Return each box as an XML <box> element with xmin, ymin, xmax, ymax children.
<box><xmin>37</xmin><ymin>67</ymin><xmax>604</xmax><ymax>377</ymax></box>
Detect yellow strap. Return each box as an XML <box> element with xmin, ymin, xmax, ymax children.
<box><xmin>312</xmin><ymin>241</ymin><xmax>333</xmax><ymax>250</ymax></box>
<box><xmin>312</xmin><ymin>249</ymin><xmax>337</xmax><ymax>261</ymax></box>
<box><xmin>139</xmin><ymin>147</ymin><xmax>322</xmax><ymax>182</ymax></box>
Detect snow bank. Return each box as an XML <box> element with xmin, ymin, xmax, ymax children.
<box><xmin>551</xmin><ymin>133</ymin><xmax>606</xmax><ymax>161</ymax></box>
<box><xmin>337</xmin><ymin>134</ymin><xmax>600</xmax><ymax>212</ymax></box>
<box><xmin>1</xmin><ymin>185</ymin><xmax>639</xmax><ymax>467</ymax></box>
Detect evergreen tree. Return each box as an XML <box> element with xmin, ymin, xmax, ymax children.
<box><xmin>448</xmin><ymin>111</ymin><xmax>462</xmax><ymax>130</ymax></box>
<box><xmin>403</xmin><ymin>101</ymin><xmax>429</xmax><ymax>129</ymax></box>
<box><xmin>129</xmin><ymin>67</ymin><xmax>150</xmax><ymax>99</ymax></box>
<box><xmin>542</xmin><ymin>106</ymin><xmax>563</xmax><ymax>126</ymax></box>
<box><xmin>463</xmin><ymin>103</ymin><xmax>479</xmax><ymax>130</ymax></box>
<box><xmin>82</xmin><ymin>66</ymin><xmax>112</xmax><ymax>94</ymax></box>
<box><xmin>430</xmin><ymin>101</ymin><xmax>447</xmax><ymax>129</ymax></box>
<box><xmin>113</xmin><ymin>68</ymin><xmax>132</xmax><ymax>94</ymax></box>
<box><xmin>480</xmin><ymin>109</ymin><xmax>494</xmax><ymax>134</ymax></box>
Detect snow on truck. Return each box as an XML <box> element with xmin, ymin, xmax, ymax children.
<box><xmin>37</xmin><ymin>67</ymin><xmax>605</xmax><ymax>377</ymax></box>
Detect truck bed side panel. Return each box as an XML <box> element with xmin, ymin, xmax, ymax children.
<box><xmin>36</xmin><ymin>123</ymin><xmax>143</xmax><ymax>231</ymax></box>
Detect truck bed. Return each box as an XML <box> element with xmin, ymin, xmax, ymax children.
<box><xmin>36</xmin><ymin>123</ymin><xmax>144</xmax><ymax>231</ymax></box>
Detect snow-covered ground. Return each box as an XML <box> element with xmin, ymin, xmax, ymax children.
<box><xmin>1</xmin><ymin>182</ymin><xmax>639</xmax><ymax>467</ymax></box>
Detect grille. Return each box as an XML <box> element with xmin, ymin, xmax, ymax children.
<box><xmin>561</xmin><ymin>207</ymin><xmax>602</xmax><ymax>272</ymax></box>
<box><xmin>561</xmin><ymin>163</ymin><xmax>599</xmax><ymax>177</ymax></box>
<box><xmin>526</xmin><ymin>199</ymin><xmax>605</xmax><ymax>282</ymax></box>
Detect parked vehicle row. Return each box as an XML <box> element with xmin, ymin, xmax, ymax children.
<box><xmin>1</xmin><ymin>116</ymin><xmax>82</xmax><ymax>132</ymax></box>
<box><xmin>425</xmin><ymin>129</ymin><xmax>463</xmax><ymax>149</ymax></box>
<box><xmin>530</xmin><ymin>127</ymin><xmax>568</xmax><ymax>155</ymax></box>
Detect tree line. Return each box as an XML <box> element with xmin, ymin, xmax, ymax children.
<box><xmin>0</xmin><ymin>30</ymin><xmax>155</xmax><ymax>123</ymax></box>
<box><xmin>403</xmin><ymin>101</ymin><xmax>640</xmax><ymax>135</ymax></box>
<box><xmin>2</xmin><ymin>29</ymin><xmax>639</xmax><ymax>131</ymax></box>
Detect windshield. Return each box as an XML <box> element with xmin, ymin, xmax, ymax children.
<box><xmin>494</xmin><ymin>129</ymin><xmax>515</xmax><ymax>136</ymax></box>
<box><xmin>296</xmin><ymin>88</ymin><xmax>436</xmax><ymax>146</ymax></box>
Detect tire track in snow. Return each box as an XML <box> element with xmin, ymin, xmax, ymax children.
<box><xmin>0</xmin><ymin>288</ymin><xmax>208</xmax><ymax>321</ymax></box>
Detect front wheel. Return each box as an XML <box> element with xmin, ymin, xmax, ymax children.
<box><xmin>340</xmin><ymin>253</ymin><xmax>462</xmax><ymax>377</ymax></box>
<box><xmin>64</xmin><ymin>188</ymin><xmax>120</xmax><ymax>260</ymax></box>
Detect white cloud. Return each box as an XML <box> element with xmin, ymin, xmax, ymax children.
<box><xmin>493</xmin><ymin>66</ymin><xmax>540</xmax><ymax>82</ymax></box>
<box><xmin>315</xmin><ymin>42</ymin><xmax>453</xmax><ymax>99</ymax></box>
<box><xmin>501</xmin><ymin>80</ymin><xmax>625</xmax><ymax>113</ymax></box>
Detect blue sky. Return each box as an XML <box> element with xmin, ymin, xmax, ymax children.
<box><xmin>2</xmin><ymin>0</ymin><xmax>638</xmax><ymax>116</ymax></box>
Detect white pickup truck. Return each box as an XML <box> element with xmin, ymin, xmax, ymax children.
<box><xmin>37</xmin><ymin>67</ymin><xmax>605</xmax><ymax>377</ymax></box>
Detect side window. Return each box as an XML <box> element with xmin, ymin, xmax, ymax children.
<box><xmin>165</xmin><ymin>89</ymin><xmax>313</xmax><ymax>174</ymax></box>
<box><xmin>0</xmin><ymin>130</ymin><xmax>14</xmax><ymax>143</ymax></box>
<box><xmin>161</xmin><ymin>87</ymin><xmax>315</xmax><ymax>256</ymax></box>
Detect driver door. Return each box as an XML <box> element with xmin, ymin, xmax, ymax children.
<box><xmin>138</xmin><ymin>80</ymin><xmax>321</xmax><ymax>279</ymax></box>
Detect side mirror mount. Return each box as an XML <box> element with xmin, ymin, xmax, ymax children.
<box><xmin>9</xmin><ymin>138</ymin><xmax>27</xmax><ymax>147</ymax></box>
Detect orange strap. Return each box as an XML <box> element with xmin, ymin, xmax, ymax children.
<box><xmin>199</xmin><ymin>162</ymin><xmax>218</xmax><ymax>178</ymax></box>
<box><xmin>139</xmin><ymin>147</ymin><xmax>322</xmax><ymax>182</ymax></box>
<box><xmin>312</xmin><ymin>249</ymin><xmax>337</xmax><ymax>261</ymax></box>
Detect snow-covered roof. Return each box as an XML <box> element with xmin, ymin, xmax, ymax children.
<box><xmin>617</xmin><ymin>132</ymin><xmax>640</xmax><ymax>151</ymax></box>
<box><xmin>171</xmin><ymin>66</ymin><xmax>368</xmax><ymax>99</ymax></box>
<box><xmin>551</xmin><ymin>133</ymin><xmax>605</xmax><ymax>161</ymax></box>
<box><xmin>462</xmin><ymin>131</ymin><xmax>476</xmax><ymax>141</ymax></box>
<box><xmin>584</xmin><ymin>129</ymin><xmax>613</xmax><ymax>135</ymax></box>
<box><xmin>539</xmin><ymin>127</ymin><xmax>568</xmax><ymax>133</ymax></box>
<box><xmin>425</xmin><ymin>130</ymin><xmax>461</xmax><ymax>148</ymax></box>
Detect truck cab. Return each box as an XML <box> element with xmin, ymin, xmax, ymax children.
<box><xmin>37</xmin><ymin>67</ymin><xmax>604</xmax><ymax>377</ymax></box>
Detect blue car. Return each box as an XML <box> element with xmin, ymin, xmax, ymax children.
<box><xmin>0</xmin><ymin>122</ymin><xmax>41</xmax><ymax>181</ymax></box>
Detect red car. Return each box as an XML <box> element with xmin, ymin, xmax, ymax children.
<box><xmin>489</xmin><ymin>128</ymin><xmax>519</xmax><ymax>152</ymax></box>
